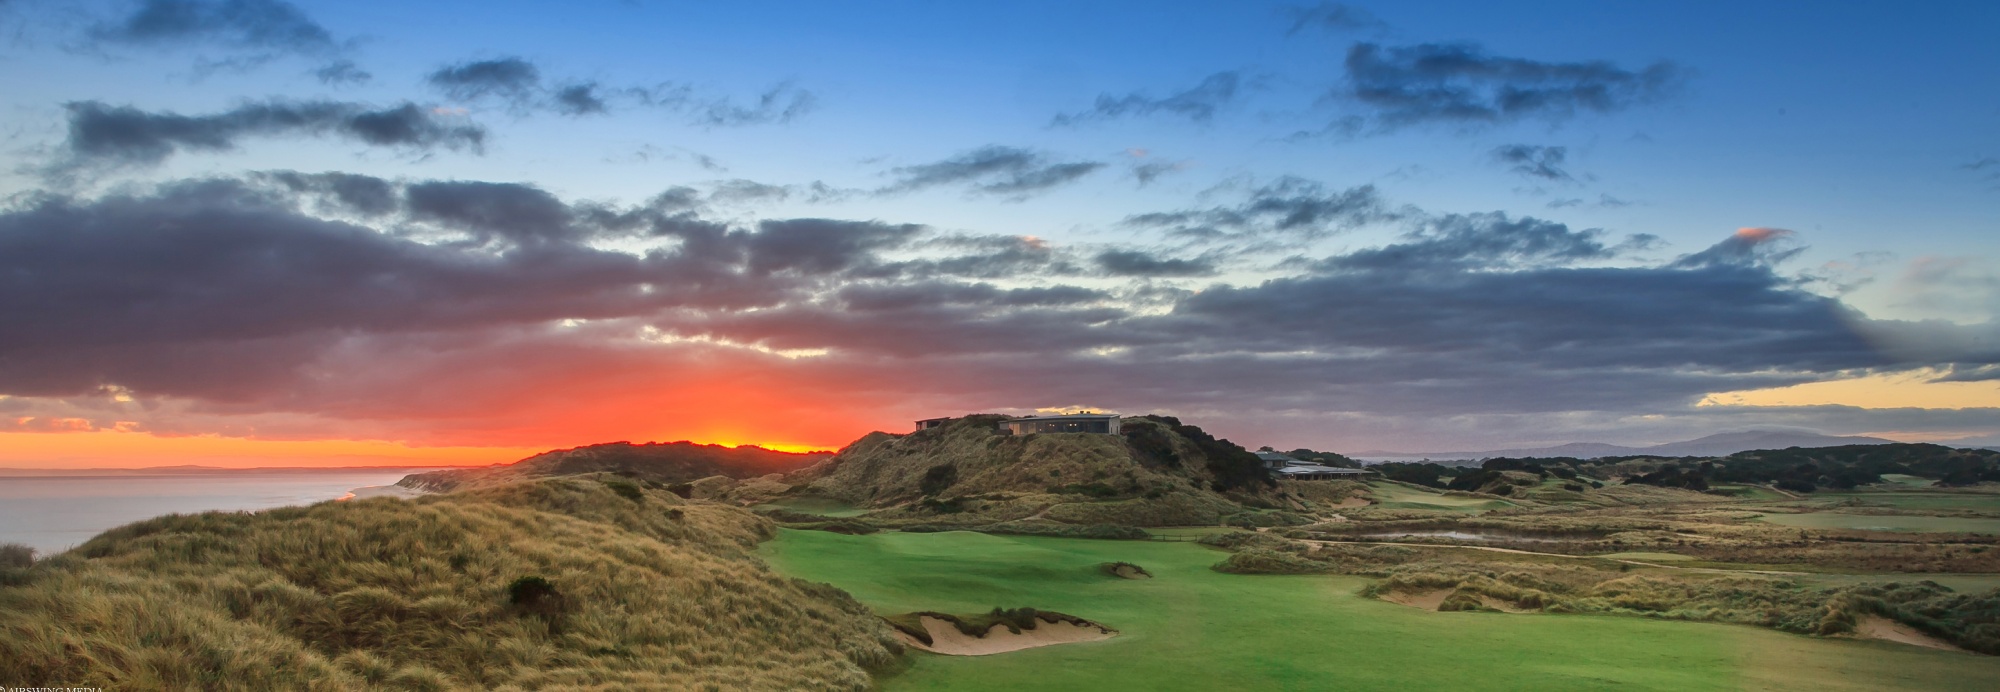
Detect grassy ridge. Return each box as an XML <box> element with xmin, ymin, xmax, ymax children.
<box><xmin>761</xmin><ymin>529</ymin><xmax>2000</xmax><ymax>691</ymax></box>
<box><xmin>0</xmin><ymin>477</ymin><xmax>898</xmax><ymax>690</ymax></box>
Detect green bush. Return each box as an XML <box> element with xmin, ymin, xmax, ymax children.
<box><xmin>0</xmin><ymin>543</ymin><xmax>32</xmax><ymax>570</ymax></box>
<box><xmin>602</xmin><ymin>478</ymin><xmax>645</xmax><ymax>502</ymax></box>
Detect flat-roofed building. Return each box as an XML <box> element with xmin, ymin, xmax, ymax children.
<box><xmin>1000</xmin><ymin>413</ymin><xmax>1121</xmax><ymax>435</ymax></box>
<box><xmin>914</xmin><ymin>417</ymin><xmax>951</xmax><ymax>432</ymax></box>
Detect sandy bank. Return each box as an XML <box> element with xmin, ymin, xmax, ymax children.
<box><xmin>897</xmin><ymin>615</ymin><xmax>1115</xmax><ymax>656</ymax></box>
<box><xmin>1854</xmin><ymin>615</ymin><xmax>1963</xmax><ymax>652</ymax></box>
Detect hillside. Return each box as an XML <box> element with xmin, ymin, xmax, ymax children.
<box><xmin>1356</xmin><ymin>430</ymin><xmax>1896</xmax><ymax>462</ymax></box>
<box><xmin>786</xmin><ymin>415</ymin><xmax>1282</xmax><ymax>527</ymax></box>
<box><xmin>398</xmin><ymin>440</ymin><xmax>828</xmax><ymax>492</ymax></box>
<box><xmin>0</xmin><ymin>476</ymin><xmax>899</xmax><ymax>689</ymax></box>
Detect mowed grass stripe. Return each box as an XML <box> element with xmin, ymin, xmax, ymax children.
<box><xmin>761</xmin><ymin>530</ymin><xmax>2000</xmax><ymax>691</ymax></box>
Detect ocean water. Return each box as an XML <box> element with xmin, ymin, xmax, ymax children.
<box><xmin>0</xmin><ymin>468</ymin><xmax>435</xmax><ymax>556</ymax></box>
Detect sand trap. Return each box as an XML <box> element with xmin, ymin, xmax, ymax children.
<box><xmin>1853</xmin><ymin>616</ymin><xmax>1961</xmax><ymax>651</ymax></box>
<box><xmin>1333</xmin><ymin>497</ymin><xmax>1371</xmax><ymax>508</ymax></box>
<box><xmin>898</xmin><ymin>616</ymin><xmax>1116</xmax><ymax>656</ymax></box>
<box><xmin>1108</xmin><ymin>563</ymin><xmax>1151</xmax><ymax>579</ymax></box>
<box><xmin>1380</xmin><ymin>588</ymin><xmax>1452</xmax><ymax>611</ymax></box>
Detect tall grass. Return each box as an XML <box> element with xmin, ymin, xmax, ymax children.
<box><xmin>0</xmin><ymin>475</ymin><xmax>900</xmax><ymax>690</ymax></box>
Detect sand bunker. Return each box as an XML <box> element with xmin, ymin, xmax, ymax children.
<box><xmin>1105</xmin><ymin>563</ymin><xmax>1152</xmax><ymax>579</ymax></box>
<box><xmin>1478</xmin><ymin>595</ymin><xmax>1533</xmax><ymax>613</ymax></box>
<box><xmin>1333</xmin><ymin>497</ymin><xmax>1371</xmax><ymax>509</ymax></box>
<box><xmin>895</xmin><ymin>616</ymin><xmax>1116</xmax><ymax>656</ymax></box>
<box><xmin>1853</xmin><ymin>616</ymin><xmax>1961</xmax><ymax>652</ymax></box>
<box><xmin>1380</xmin><ymin>588</ymin><xmax>1452</xmax><ymax>611</ymax></box>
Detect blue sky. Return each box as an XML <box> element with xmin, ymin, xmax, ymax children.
<box><xmin>0</xmin><ymin>0</ymin><xmax>1997</xmax><ymax>462</ymax></box>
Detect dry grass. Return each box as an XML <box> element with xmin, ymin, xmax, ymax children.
<box><xmin>0</xmin><ymin>475</ymin><xmax>900</xmax><ymax>690</ymax></box>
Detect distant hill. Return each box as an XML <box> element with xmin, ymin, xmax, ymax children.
<box><xmin>791</xmin><ymin>414</ymin><xmax>1280</xmax><ymax>524</ymax></box>
<box><xmin>1354</xmin><ymin>430</ymin><xmax>1897</xmax><ymax>462</ymax></box>
<box><xmin>397</xmin><ymin>441</ymin><xmax>829</xmax><ymax>492</ymax></box>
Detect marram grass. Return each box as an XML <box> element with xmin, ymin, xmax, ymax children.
<box><xmin>0</xmin><ymin>475</ymin><xmax>900</xmax><ymax>691</ymax></box>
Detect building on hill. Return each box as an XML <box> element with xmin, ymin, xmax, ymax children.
<box><xmin>1000</xmin><ymin>413</ymin><xmax>1121</xmax><ymax>435</ymax></box>
<box><xmin>914</xmin><ymin>417</ymin><xmax>951</xmax><ymax>432</ymax></box>
<box><xmin>1255</xmin><ymin>451</ymin><xmax>1297</xmax><ymax>469</ymax></box>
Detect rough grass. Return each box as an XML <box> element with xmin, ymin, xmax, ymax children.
<box><xmin>1197</xmin><ymin>527</ymin><xmax>2000</xmax><ymax>655</ymax></box>
<box><xmin>0</xmin><ymin>477</ymin><xmax>900</xmax><ymax>690</ymax></box>
<box><xmin>762</xmin><ymin>529</ymin><xmax>2000</xmax><ymax>691</ymax></box>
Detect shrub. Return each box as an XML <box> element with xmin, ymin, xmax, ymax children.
<box><xmin>1212</xmin><ymin>548</ymin><xmax>1334</xmax><ymax>574</ymax></box>
<box><xmin>1100</xmin><ymin>561</ymin><xmax>1153</xmax><ymax>578</ymax></box>
<box><xmin>507</xmin><ymin>575</ymin><xmax>558</xmax><ymax>607</ymax></box>
<box><xmin>920</xmin><ymin>463</ymin><xmax>958</xmax><ymax>496</ymax></box>
<box><xmin>603</xmin><ymin>478</ymin><xmax>645</xmax><ymax>502</ymax></box>
<box><xmin>0</xmin><ymin>543</ymin><xmax>32</xmax><ymax>570</ymax></box>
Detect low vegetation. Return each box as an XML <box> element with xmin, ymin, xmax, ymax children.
<box><xmin>0</xmin><ymin>476</ymin><xmax>899</xmax><ymax>690</ymax></box>
<box><xmin>397</xmin><ymin>440</ymin><xmax>828</xmax><ymax>493</ymax></box>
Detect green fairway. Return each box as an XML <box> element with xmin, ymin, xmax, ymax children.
<box><xmin>760</xmin><ymin>530</ymin><xmax>2000</xmax><ymax>691</ymax></box>
<box><xmin>1756</xmin><ymin>512</ymin><xmax>2000</xmax><ymax>534</ymax></box>
<box><xmin>1807</xmin><ymin>491</ymin><xmax>2000</xmax><ymax>512</ymax></box>
<box><xmin>1364</xmin><ymin>481</ymin><xmax>1515</xmax><ymax>512</ymax></box>
<box><xmin>753</xmin><ymin>496</ymin><xmax>870</xmax><ymax>517</ymax></box>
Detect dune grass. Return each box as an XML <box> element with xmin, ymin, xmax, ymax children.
<box><xmin>760</xmin><ymin>529</ymin><xmax>2000</xmax><ymax>691</ymax></box>
<box><xmin>1756</xmin><ymin>512</ymin><xmax>2000</xmax><ymax>534</ymax></box>
<box><xmin>754</xmin><ymin>496</ymin><xmax>871</xmax><ymax>518</ymax></box>
<box><xmin>0</xmin><ymin>477</ymin><xmax>900</xmax><ymax>690</ymax></box>
<box><xmin>1364</xmin><ymin>481</ymin><xmax>1516</xmax><ymax>512</ymax></box>
<box><xmin>1810</xmin><ymin>491</ymin><xmax>2000</xmax><ymax>512</ymax></box>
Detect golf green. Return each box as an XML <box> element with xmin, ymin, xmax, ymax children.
<box><xmin>760</xmin><ymin>529</ymin><xmax>2000</xmax><ymax>691</ymax></box>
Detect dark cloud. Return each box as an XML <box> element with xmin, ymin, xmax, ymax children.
<box><xmin>1122</xmin><ymin>177</ymin><xmax>1395</xmax><ymax>244</ymax></box>
<box><xmin>427</xmin><ymin>57</ymin><xmax>541</xmax><ymax>106</ymax></box>
<box><xmin>1339</xmin><ymin>42</ymin><xmax>1684</xmax><ymax>129</ymax></box>
<box><xmin>312</xmin><ymin>59</ymin><xmax>370</xmax><ymax>85</ymax></box>
<box><xmin>1317</xmin><ymin>212</ymin><xmax>1622</xmax><ymax>272</ymax></box>
<box><xmin>882</xmin><ymin>146</ymin><xmax>1105</xmax><ymax>197</ymax></box>
<box><xmin>1546</xmin><ymin>194</ymin><xmax>1633</xmax><ymax>209</ymax></box>
<box><xmin>1283</xmin><ymin>2</ymin><xmax>1387</xmax><ymax>35</ymax></box>
<box><xmin>1095</xmin><ymin>249</ymin><xmax>1217</xmax><ymax>277</ymax></box>
<box><xmin>1670</xmin><ymin>227</ymin><xmax>1802</xmax><ymax>268</ymax></box>
<box><xmin>693</xmin><ymin>82</ymin><xmax>817</xmax><ymax>126</ymax></box>
<box><xmin>1051</xmin><ymin>72</ymin><xmax>1243</xmax><ymax>126</ymax></box>
<box><xmin>257</xmin><ymin>170</ymin><xmax>397</xmax><ymax>216</ymax></box>
<box><xmin>1130</xmin><ymin>159</ymin><xmax>1191</xmax><ymax>186</ymax></box>
<box><xmin>2</xmin><ymin>173</ymin><xmax>1990</xmax><ymax>453</ymax></box>
<box><xmin>91</xmin><ymin>0</ymin><xmax>337</xmax><ymax>54</ymax></box>
<box><xmin>552</xmin><ymin>83</ymin><xmax>609</xmax><ymax>116</ymax></box>
<box><xmin>1967</xmin><ymin>157</ymin><xmax>2000</xmax><ymax>186</ymax></box>
<box><xmin>0</xmin><ymin>177</ymin><xmax>966</xmax><ymax>401</ymax></box>
<box><xmin>54</xmin><ymin>100</ymin><xmax>485</xmax><ymax>171</ymax></box>
<box><xmin>423</xmin><ymin>57</ymin><xmax>815</xmax><ymax>124</ymax></box>
<box><xmin>1490</xmin><ymin>144</ymin><xmax>1572</xmax><ymax>181</ymax></box>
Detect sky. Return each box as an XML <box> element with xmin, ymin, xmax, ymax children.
<box><xmin>0</xmin><ymin>0</ymin><xmax>1997</xmax><ymax>467</ymax></box>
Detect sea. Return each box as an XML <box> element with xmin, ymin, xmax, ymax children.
<box><xmin>0</xmin><ymin>468</ymin><xmax>439</xmax><ymax>556</ymax></box>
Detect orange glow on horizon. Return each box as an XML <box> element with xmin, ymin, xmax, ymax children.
<box><xmin>0</xmin><ymin>430</ymin><xmax>838</xmax><ymax>470</ymax></box>
<box><xmin>1698</xmin><ymin>369</ymin><xmax>2000</xmax><ymax>410</ymax></box>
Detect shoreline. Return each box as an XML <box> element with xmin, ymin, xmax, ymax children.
<box><xmin>338</xmin><ymin>484</ymin><xmax>430</xmax><ymax>502</ymax></box>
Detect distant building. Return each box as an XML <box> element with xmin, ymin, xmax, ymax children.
<box><xmin>1255</xmin><ymin>451</ymin><xmax>1297</xmax><ymax>470</ymax></box>
<box><xmin>1000</xmin><ymin>413</ymin><xmax>1121</xmax><ymax>435</ymax></box>
<box><xmin>1274</xmin><ymin>465</ymin><xmax>1372</xmax><ymax>480</ymax></box>
<box><xmin>1257</xmin><ymin>450</ymin><xmax>1372</xmax><ymax>480</ymax></box>
<box><xmin>914</xmin><ymin>417</ymin><xmax>951</xmax><ymax>432</ymax></box>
